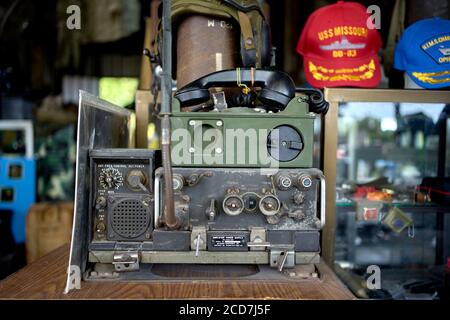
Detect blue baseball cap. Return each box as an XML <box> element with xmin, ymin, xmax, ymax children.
<box><xmin>394</xmin><ymin>18</ymin><xmax>450</xmax><ymax>89</ymax></box>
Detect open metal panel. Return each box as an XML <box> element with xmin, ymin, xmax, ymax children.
<box><xmin>65</xmin><ymin>91</ymin><xmax>133</xmax><ymax>293</ymax></box>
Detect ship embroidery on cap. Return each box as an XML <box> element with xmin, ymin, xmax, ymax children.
<box><xmin>439</xmin><ymin>46</ymin><xmax>450</xmax><ymax>56</ymax></box>
<box><xmin>320</xmin><ymin>37</ymin><xmax>366</xmax><ymax>51</ymax></box>
<box><xmin>420</xmin><ymin>33</ymin><xmax>450</xmax><ymax>64</ymax></box>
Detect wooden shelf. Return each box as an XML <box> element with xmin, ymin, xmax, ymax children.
<box><xmin>0</xmin><ymin>245</ymin><xmax>355</xmax><ymax>300</ymax></box>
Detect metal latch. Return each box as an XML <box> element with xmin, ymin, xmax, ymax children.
<box><xmin>248</xmin><ymin>227</ymin><xmax>266</xmax><ymax>251</ymax></box>
<box><xmin>191</xmin><ymin>226</ymin><xmax>207</xmax><ymax>257</ymax></box>
<box><xmin>270</xmin><ymin>247</ymin><xmax>295</xmax><ymax>272</ymax></box>
<box><xmin>247</xmin><ymin>239</ymin><xmax>296</xmax><ymax>272</ymax></box>
<box><xmin>112</xmin><ymin>252</ymin><xmax>140</xmax><ymax>272</ymax></box>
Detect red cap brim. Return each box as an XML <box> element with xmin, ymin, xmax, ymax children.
<box><xmin>303</xmin><ymin>55</ymin><xmax>381</xmax><ymax>89</ymax></box>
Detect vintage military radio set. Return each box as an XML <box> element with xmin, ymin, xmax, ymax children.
<box><xmin>66</xmin><ymin>0</ymin><xmax>328</xmax><ymax>291</ymax></box>
<box><xmin>86</xmin><ymin>73</ymin><xmax>327</xmax><ymax>274</ymax></box>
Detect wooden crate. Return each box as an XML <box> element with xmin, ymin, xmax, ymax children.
<box><xmin>26</xmin><ymin>202</ymin><xmax>74</xmax><ymax>264</ymax></box>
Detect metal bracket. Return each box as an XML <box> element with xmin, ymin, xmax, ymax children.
<box><xmin>249</xmin><ymin>227</ymin><xmax>266</xmax><ymax>251</ymax></box>
<box><xmin>212</xmin><ymin>91</ymin><xmax>228</xmax><ymax>110</ymax></box>
<box><xmin>191</xmin><ymin>226</ymin><xmax>207</xmax><ymax>255</ymax></box>
<box><xmin>247</xmin><ymin>238</ymin><xmax>296</xmax><ymax>272</ymax></box>
<box><xmin>270</xmin><ymin>248</ymin><xmax>295</xmax><ymax>272</ymax></box>
<box><xmin>112</xmin><ymin>252</ymin><xmax>140</xmax><ymax>272</ymax></box>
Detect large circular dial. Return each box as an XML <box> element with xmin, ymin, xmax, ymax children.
<box><xmin>99</xmin><ymin>167</ymin><xmax>124</xmax><ymax>190</ymax></box>
<box><xmin>267</xmin><ymin>125</ymin><xmax>303</xmax><ymax>162</ymax></box>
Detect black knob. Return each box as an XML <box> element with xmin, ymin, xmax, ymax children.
<box><xmin>95</xmin><ymin>196</ymin><xmax>106</xmax><ymax>210</ymax></box>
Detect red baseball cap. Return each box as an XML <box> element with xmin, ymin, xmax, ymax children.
<box><xmin>297</xmin><ymin>1</ymin><xmax>382</xmax><ymax>88</ymax></box>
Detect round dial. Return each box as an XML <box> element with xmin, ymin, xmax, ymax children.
<box><xmin>222</xmin><ymin>195</ymin><xmax>244</xmax><ymax>216</ymax></box>
<box><xmin>259</xmin><ymin>195</ymin><xmax>281</xmax><ymax>216</ymax></box>
<box><xmin>267</xmin><ymin>125</ymin><xmax>303</xmax><ymax>162</ymax></box>
<box><xmin>99</xmin><ymin>167</ymin><xmax>124</xmax><ymax>190</ymax></box>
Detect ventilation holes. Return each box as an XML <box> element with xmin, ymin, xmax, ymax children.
<box><xmin>111</xmin><ymin>199</ymin><xmax>150</xmax><ymax>238</ymax></box>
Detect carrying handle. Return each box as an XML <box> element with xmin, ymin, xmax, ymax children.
<box><xmin>318</xmin><ymin>173</ymin><xmax>326</xmax><ymax>229</ymax></box>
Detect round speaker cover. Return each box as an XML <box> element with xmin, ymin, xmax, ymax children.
<box><xmin>111</xmin><ymin>199</ymin><xmax>151</xmax><ymax>239</ymax></box>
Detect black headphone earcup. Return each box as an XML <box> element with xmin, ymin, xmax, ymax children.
<box><xmin>174</xmin><ymin>88</ymin><xmax>210</xmax><ymax>106</ymax></box>
<box><xmin>259</xmin><ymin>88</ymin><xmax>291</xmax><ymax>111</ymax></box>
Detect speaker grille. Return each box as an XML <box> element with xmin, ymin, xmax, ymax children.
<box><xmin>111</xmin><ymin>199</ymin><xmax>150</xmax><ymax>239</ymax></box>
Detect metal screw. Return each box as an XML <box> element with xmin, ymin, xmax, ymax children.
<box><xmin>215</xmin><ymin>147</ymin><xmax>223</xmax><ymax>154</ymax></box>
<box><xmin>189</xmin><ymin>147</ymin><xmax>195</xmax><ymax>153</ymax></box>
<box><xmin>189</xmin><ymin>120</ymin><xmax>196</xmax><ymax>126</ymax></box>
<box><xmin>216</xmin><ymin>120</ymin><xmax>223</xmax><ymax>127</ymax></box>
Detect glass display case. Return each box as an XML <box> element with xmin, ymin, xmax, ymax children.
<box><xmin>322</xmin><ymin>89</ymin><xmax>450</xmax><ymax>299</ymax></box>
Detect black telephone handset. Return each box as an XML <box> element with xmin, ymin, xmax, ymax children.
<box><xmin>174</xmin><ymin>68</ymin><xmax>296</xmax><ymax>111</ymax></box>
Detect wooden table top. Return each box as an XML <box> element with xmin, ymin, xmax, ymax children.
<box><xmin>0</xmin><ymin>245</ymin><xmax>355</xmax><ymax>300</ymax></box>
